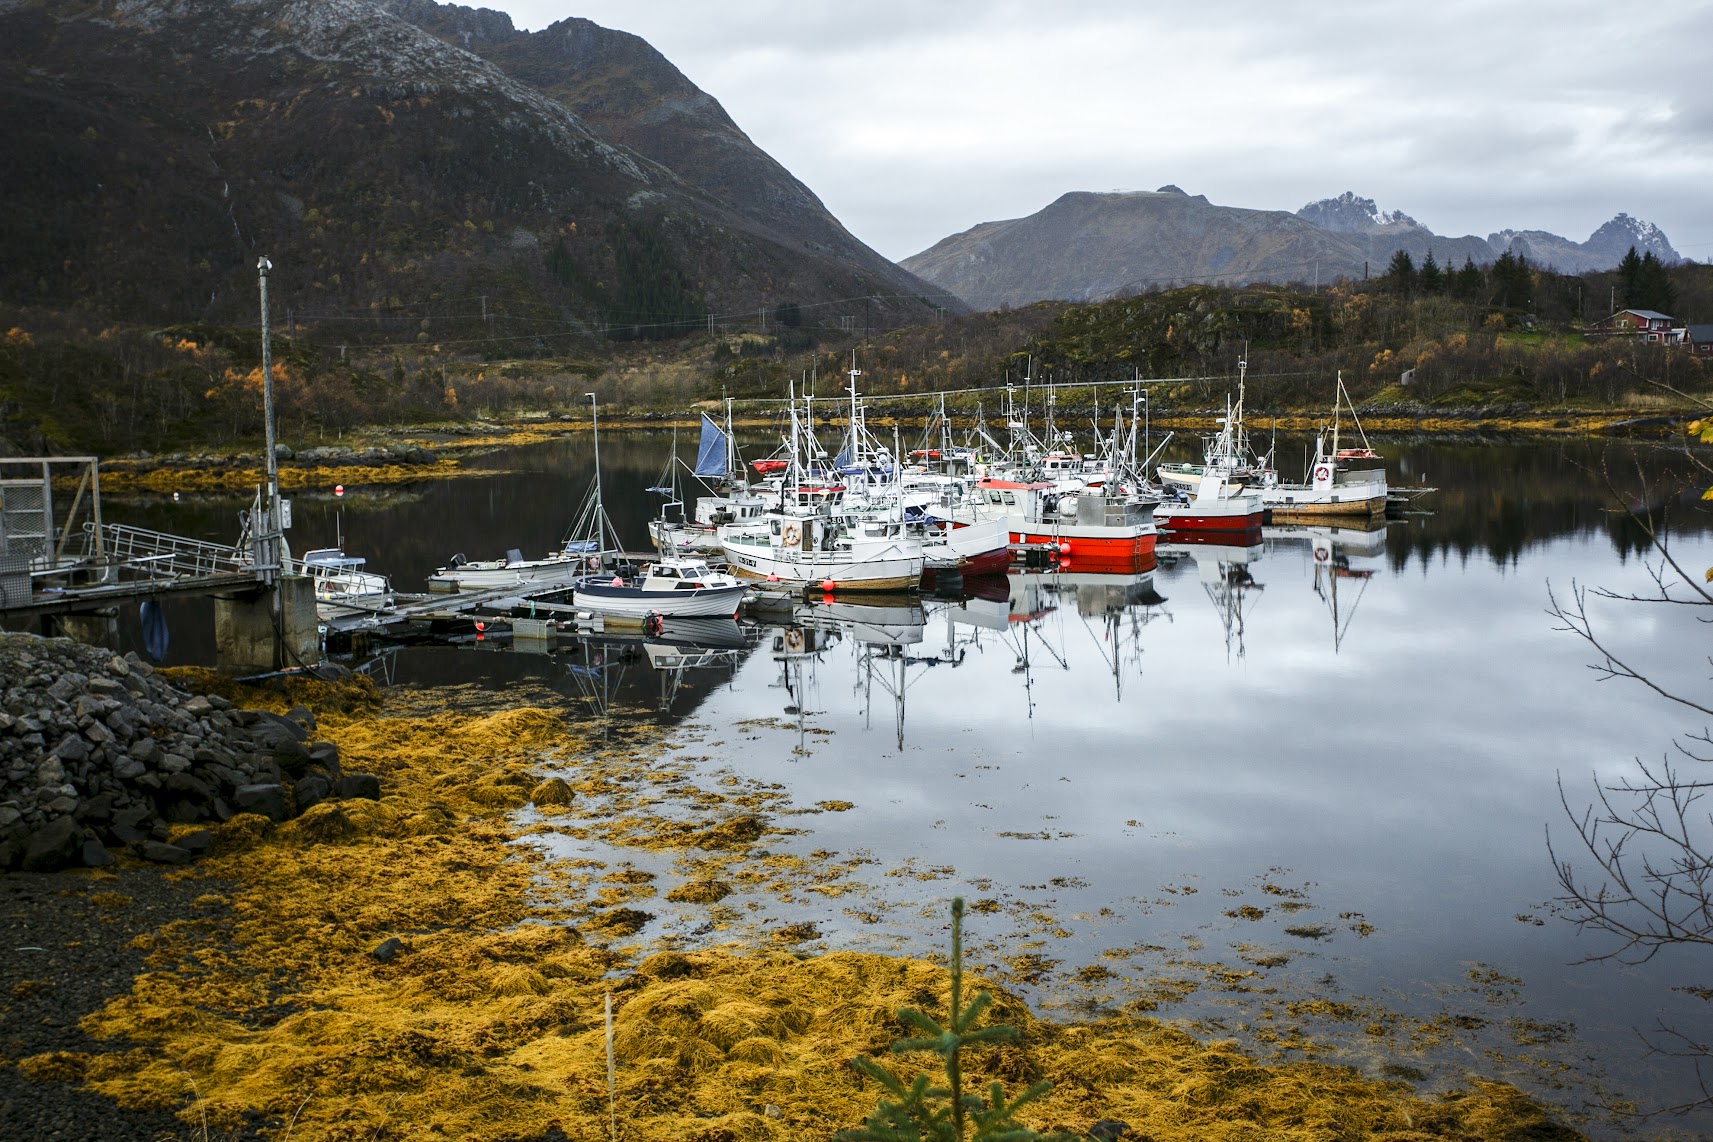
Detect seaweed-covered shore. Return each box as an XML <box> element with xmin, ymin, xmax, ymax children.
<box><xmin>1</xmin><ymin>658</ymin><xmax>1593</xmax><ymax>1141</ymax></box>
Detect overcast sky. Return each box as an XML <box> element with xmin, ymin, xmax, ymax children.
<box><xmin>484</xmin><ymin>1</ymin><xmax>1712</xmax><ymax>265</ymax></box>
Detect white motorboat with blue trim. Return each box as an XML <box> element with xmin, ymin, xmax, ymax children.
<box><xmin>571</xmin><ymin>555</ymin><xmax>749</xmax><ymax>619</ymax></box>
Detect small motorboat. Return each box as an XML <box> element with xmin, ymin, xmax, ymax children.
<box><xmin>571</xmin><ymin>555</ymin><xmax>750</xmax><ymax>619</ymax></box>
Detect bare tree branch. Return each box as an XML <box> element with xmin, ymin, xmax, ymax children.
<box><xmin>1547</xmin><ymin>581</ymin><xmax>1713</xmax><ymax>718</ymax></box>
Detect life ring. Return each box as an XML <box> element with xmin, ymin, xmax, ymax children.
<box><xmin>1314</xmin><ymin>465</ymin><xmax>1332</xmax><ymax>482</ymax></box>
<box><xmin>1314</xmin><ymin>547</ymin><xmax>1330</xmax><ymax>563</ymax></box>
<box><xmin>784</xmin><ymin>628</ymin><xmax>804</xmax><ymax>652</ymax></box>
<box><xmin>782</xmin><ymin>523</ymin><xmax>802</xmax><ymax>546</ymax></box>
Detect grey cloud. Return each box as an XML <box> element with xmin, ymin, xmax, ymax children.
<box><xmin>489</xmin><ymin>1</ymin><xmax>1711</xmax><ymax>263</ymax></box>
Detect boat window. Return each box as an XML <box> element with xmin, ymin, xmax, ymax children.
<box><xmin>655</xmin><ymin>566</ymin><xmax>679</xmax><ymax>578</ymax></box>
<box><xmin>1002</xmin><ymin>492</ymin><xmax>1016</xmax><ymax>505</ymax></box>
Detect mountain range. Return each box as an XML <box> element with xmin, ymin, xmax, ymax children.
<box><xmin>0</xmin><ymin>0</ymin><xmax>1683</xmax><ymax>334</ymax></box>
<box><xmin>0</xmin><ymin>0</ymin><xmax>957</xmax><ymax>338</ymax></box>
<box><xmin>901</xmin><ymin>188</ymin><xmax>1683</xmax><ymax>312</ymax></box>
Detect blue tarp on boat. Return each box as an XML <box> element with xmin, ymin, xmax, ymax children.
<box><xmin>694</xmin><ymin>413</ymin><xmax>727</xmax><ymax>478</ymax></box>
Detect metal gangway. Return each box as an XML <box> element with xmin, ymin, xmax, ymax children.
<box><xmin>94</xmin><ymin>522</ymin><xmax>253</xmax><ymax>580</ymax></box>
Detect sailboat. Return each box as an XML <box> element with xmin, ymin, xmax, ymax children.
<box><xmin>570</xmin><ymin>397</ymin><xmax>749</xmax><ymax>619</ymax></box>
<box><xmin>648</xmin><ymin>403</ymin><xmax>768</xmax><ymax>554</ymax></box>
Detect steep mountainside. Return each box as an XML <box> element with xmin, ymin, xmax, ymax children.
<box><xmin>901</xmin><ymin>188</ymin><xmax>1372</xmax><ymax>311</ymax></box>
<box><xmin>904</xmin><ymin>187</ymin><xmax>1681</xmax><ymax>312</ymax></box>
<box><xmin>383</xmin><ymin>1</ymin><xmax>883</xmax><ymax>268</ymax></box>
<box><xmin>0</xmin><ymin>0</ymin><xmax>955</xmax><ymax>339</ymax></box>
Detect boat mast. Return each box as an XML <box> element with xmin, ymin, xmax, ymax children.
<box><xmin>1332</xmin><ymin>369</ymin><xmax>1341</xmax><ymax>458</ymax></box>
<box><xmin>725</xmin><ymin>395</ymin><xmax>742</xmax><ymax>490</ymax></box>
<box><xmin>788</xmin><ymin>377</ymin><xmax>801</xmax><ymax>503</ymax></box>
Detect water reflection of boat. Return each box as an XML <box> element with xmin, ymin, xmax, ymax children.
<box><xmin>796</xmin><ymin>594</ymin><xmax>926</xmax><ymax>648</ymax></box>
<box><xmin>1264</xmin><ymin>521</ymin><xmax>1388</xmax><ymax>651</ymax></box>
<box><xmin>559</xmin><ymin>617</ymin><xmax>750</xmax><ymax>716</ymax></box>
<box><xmin>1032</xmin><ymin>569</ymin><xmax>1171</xmax><ymax>698</ymax></box>
<box><xmin>1160</xmin><ymin>538</ymin><xmax>1265</xmax><ymax>659</ymax></box>
<box><xmin>1262</xmin><ymin>519</ymin><xmax>1389</xmax><ymax>559</ymax></box>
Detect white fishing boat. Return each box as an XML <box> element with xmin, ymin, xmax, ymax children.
<box><xmin>647</xmin><ymin>406</ymin><xmax>771</xmax><ymax>554</ymax></box>
<box><xmin>571</xmin><ymin>555</ymin><xmax>749</xmax><ymax>619</ymax></box>
<box><xmin>722</xmin><ymin>510</ymin><xmax>924</xmax><ymax>592</ymax></box>
<box><xmin>1156</xmin><ymin>360</ymin><xmax>1276</xmax><ymax>494</ymax></box>
<box><xmin>427</xmin><ymin>541</ymin><xmax>597</xmax><ymax>592</ymax></box>
<box><xmin>721</xmin><ymin>371</ymin><xmax>924</xmax><ymax>592</ymax></box>
<box><xmin>1260</xmin><ymin>374</ymin><xmax>1388</xmax><ymax>519</ymax></box>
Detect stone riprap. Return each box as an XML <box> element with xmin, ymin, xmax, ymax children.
<box><xmin>0</xmin><ymin>632</ymin><xmax>376</xmax><ymax>872</ymax></box>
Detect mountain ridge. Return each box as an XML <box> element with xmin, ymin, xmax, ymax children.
<box><xmin>0</xmin><ymin>0</ymin><xmax>959</xmax><ymax>338</ymax></box>
<box><xmin>902</xmin><ymin>187</ymin><xmax>1683</xmax><ymax>312</ymax></box>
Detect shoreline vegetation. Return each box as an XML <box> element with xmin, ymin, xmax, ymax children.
<box><xmin>87</xmin><ymin>399</ymin><xmax>1696</xmax><ymax>496</ymax></box>
<box><xmin>5</xmin><ymin>666</ymin><xmax>1595</xmax><ymax>1141</ymax></box>
<box><xmin>7</xmin><ymin>273</ymin><xmax>1711</xmax><ymax>481</ymax></box>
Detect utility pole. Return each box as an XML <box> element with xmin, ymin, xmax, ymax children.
<box><xmin>256</xmin><ymin>255</ymin><xmax>282</xmax><ymax>586</ymax></box>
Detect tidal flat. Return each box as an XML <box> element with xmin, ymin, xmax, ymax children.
<box><xmin>0</xmin><ymin>667</ymin><xmax>1606</xmax><ymax>1141</ymax></box>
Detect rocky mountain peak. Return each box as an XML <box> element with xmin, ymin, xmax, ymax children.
<box><xmin>1584</xmin><ymin>212</ymin><xmax>1679</xmax><ymax>262</ymax></box>
<box><xmin>1297</xmin><ymin>191</ymin><xmax>1418</xmax><ymax>234</ymax></box>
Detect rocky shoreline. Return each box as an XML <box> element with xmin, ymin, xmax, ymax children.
<box><xmin>0</xmin><ymin>632</ymin><xmax>378</xmax><ymax>874</ymax></box>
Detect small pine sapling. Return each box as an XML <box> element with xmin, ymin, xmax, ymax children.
<box><xmin>835</xmin><ymin>897</ymin><xmax>1077</xmax><ymax>1142</ymax></box>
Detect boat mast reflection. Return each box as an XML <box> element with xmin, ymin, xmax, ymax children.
<box><xmin>1160</xmin><ymin>537</ymin><xmax>1265</xmax><ymax>660</ymax></box>
<box><xmin>1264</xmin><ymin>520</ymin><xmax>1389</xmax><ymax>652</ymax></box>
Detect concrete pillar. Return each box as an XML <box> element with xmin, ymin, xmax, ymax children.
<box><xmin>49</xmin><ymin>608</ymin><xmax>120</xmax><ymax>650</ymax></box>
<box><xmin>214</xmin><ymin>576</ymin><xmax>320</xmax><ymax>674</ymax></box>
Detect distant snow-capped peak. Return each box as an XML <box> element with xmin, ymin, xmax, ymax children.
<box><xmin>1296</xmin><ymin>191</ymin><xmax>1418</xmax><ymax>233</ymax></box>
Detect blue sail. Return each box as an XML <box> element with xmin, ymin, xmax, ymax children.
<box><xmin>694</xmin><ymin>413</ymin><xmax>728</xmax><ymax>478</ymax></box>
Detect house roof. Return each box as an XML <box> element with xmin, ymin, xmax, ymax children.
<box><xmin>1685</xmin><ymin>324</ymin><xmax>1713</xmax><ymax>342</ymax></box>
<box><xmin>1613</xmin><ymin>309</ymin><xmax>1673</xmax><ymax>321</ymax></box>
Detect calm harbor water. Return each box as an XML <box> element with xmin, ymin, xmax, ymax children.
<box><xmin>98</xmin><ymin>431</ymin><xmax>1713</xmax><ymax>1133</ymax></box>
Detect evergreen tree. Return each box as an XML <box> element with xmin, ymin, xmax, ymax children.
<box><xmin>835</xmin><ymin>898</ymin><xmax>1077</xmax><ymax>1142</ymax></box>
<box><xmin>1630</xmin><ymin>251</ymin><xmax>1678</xmax><ymax>314</ymax></box>
<box><xmin>1489</xmin><ymin>250</ymin><xmax>1532</xmax><ymax>309</ymax></box>
<box><xmin>1419</xmin><ymin>250</ymin><xmax>1443</xmax><ymax>295</ymax></box>
<box><xmin>1451</xmin><ymin>256</ymin><xmax>1484</xmax><ymax>302</ymax></box>
<box><xmin>1382</xmin><ymin>249</ymin><xmax>1416</xmax><ymax>298</ymax></box>
<box><xmin>1616</xmin><ymin>245</ymin><xmax>1643</xmax><ymax>311</ymax></box>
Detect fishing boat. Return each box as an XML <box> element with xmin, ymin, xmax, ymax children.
<box><xmin>1153</xmin><ymin>473</ymin><xmax>1264</xmax><ymax>534</ymax></box>
<box><xmin>1156</xmin><ymin>360</ymin><xmax>1276</xmax><ymax>493</ymax></box>
<box><xmin>721</xmin><ymin>372</ymin><xmax>924</xmax><ymax>592</ymax></box>
<box><xmin>964</xmin><ymin>479</ymin><xmax>1158</xmax><ymax>574</ymax></box>
<box><xmin>1260</xmin><ymin>374</ymin><xmax>1388</xmax><ymax>519</ymax></box>
<box><xmin>426</xmin><ymin>542</ymin><xmax>598</xmax><ymax>592</ymax></box>
<box><xmin>297</xmin><ymin>547</ymin><xmax>394</xmax><ymax>619</ymax></box>
<box><xmin>723</xmin><ymin>510</ymin><xmax>924</xmax><ymax>592</ymax></box>
<box><xmin>571</xmin><ymin>554</ymin><xmax>749</xmax><ymax>619</ymax></box>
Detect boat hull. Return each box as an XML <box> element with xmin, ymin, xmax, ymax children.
<box><xmin>571</xmin><ymin>578</ymin><xmax>749</xmax><ymax>618</ymax></box>
<box><xmin>1008</xmin><ymin>526</ymin><xmax>1157</xmax><ymax>574</ymax></box>
<box><xmin>1155</xmin><ymin>507</ymin><xmax>1265</xmax><ymax>531</ymax></box>
<box><xmin>1262</xmin><ymin>492</ymin><xmax>1388</xmax><ymax>519</ymax></box>
<box><xmin>427</xmin><ymin>556</ymin><xmax>586</xmax><ymax>592</ymax></box>
<box><xmin>724</xmin><ymin>544</ymin><xmax>924</xmax><ymax>592</ymax></box>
